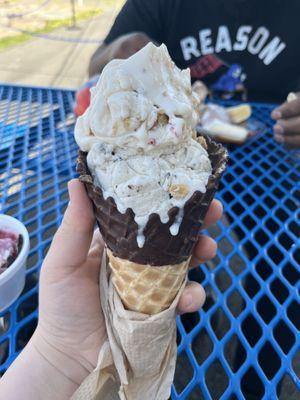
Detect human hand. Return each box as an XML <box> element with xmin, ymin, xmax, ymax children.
<box><xmin>0</xmin><ymin>179</ymin><xmax>221</xmax><ymax>399</ymax></box>
<box><xmin>177</xmin><ymin>198</ymin><xmax>222</xmax><ymax>313</ymax></box>
<box><xmin>271</xmin><ymin>94</ymin><xmax>300</xmax><ymax>148</ymax></box>
<box><xmin>36</xmin><ymin>179</ymin><xmax>105</xmax><ymax>385</ymax></box>
<box><xmin>34</xmin><ymin>180</ymin><xmax>221</xmax><ymax>384</ymax></box>
<box><xmin>0</xmin><ymin>180</ymin><xmax>106</xmax><ymax>399</ymax></box>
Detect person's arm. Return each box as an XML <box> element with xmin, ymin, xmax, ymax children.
<box><xmin>0</xmin><ymin>180</ymin><xmax>222</xmax><ymax>400</ymax></box>
<box><xmin>0</xmin><ymin>334</ymin><xmax>82</xmax><ymax>400</ymax></box>
<box><xmin>88</xmin><ymin>43</ymin><xmax>107</xmax><ymax>78</ymax></box>
<box><xmin>88</xmin><ymin>0</ymin><xmax>164</xmax><ymax>77</ymax></box>
<box><xmin>0</xmin><ymin>181</ymin><xmax>102</xmax><ymax>400</ymax></box>
<box><xmin>88</xmin><ymin>32</ymin><xmax>153</xmax><ymax>78</ymax></box>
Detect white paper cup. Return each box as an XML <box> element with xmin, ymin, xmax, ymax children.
<box><xmin>0</xmin><ymin>215</ymin><xmax>30</xmax><ymax>312</ymax></box>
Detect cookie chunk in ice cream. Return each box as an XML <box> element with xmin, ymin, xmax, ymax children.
<box><xmin>75</xmin><ymin>43</ymin><xmax>212</xmax><ymax>248</ymax></box>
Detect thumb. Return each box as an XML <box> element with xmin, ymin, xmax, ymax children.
<box><xmin>44</xmin><ymin>179</ymin><xmax>95</xmax><ymax>270</ymax></box>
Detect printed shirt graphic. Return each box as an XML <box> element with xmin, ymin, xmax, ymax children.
<box><xmin>188</xmin><ymin>54</ymin><xmax>246</xmax><ymax>96</ymax></box>
<box><xmin>104</xmin><ymin>0</ymin><xmax>300</xmax><ymax>102</ymax></box>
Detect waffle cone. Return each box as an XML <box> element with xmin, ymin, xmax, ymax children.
<box><xmin>107</xmin><ymin>249</ymin><xmax>189</xmax><ymax>314</ymax></box>
<box><xmin>77</xmin><ymin>135</ymin><xmax>227</xmax><ymax>266</ymax></box>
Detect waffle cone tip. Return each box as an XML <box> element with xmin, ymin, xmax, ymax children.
<box><xmin>107</xmin><ymin>249</ymin><xmax>190</xmax><ymax>314</ymax></box>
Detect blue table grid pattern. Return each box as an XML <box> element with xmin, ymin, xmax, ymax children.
<box><xmin>0</xmin><ymin>84</ymin><xmax>299</xmax><ymax>400</ymax></box>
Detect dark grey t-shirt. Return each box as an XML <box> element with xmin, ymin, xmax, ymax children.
<box><xmin>104</xmin><ymin>0</ymin><xmax>300</xmax><ymax>102</ymax></box>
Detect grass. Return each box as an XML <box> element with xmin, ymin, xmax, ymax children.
<box><xmin>0</xmin><ymin>8</ymin><xmax>102</xmax><ymax>51</ymax></box>
<box><xmin>0</xmin><ymin>33</ymin><xmax>31</xmax><ymax>51</ymax></box>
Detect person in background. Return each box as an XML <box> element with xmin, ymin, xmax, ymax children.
<box><xmin>75</xmin><ymin>0</ymin><xmax>300</xmax><ymax>148</ymax></box>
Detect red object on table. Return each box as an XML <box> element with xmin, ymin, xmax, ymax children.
<box><xmin>74</xmin><ymin>75</ymin><xmax>100</xmax><ymax>117</ymax></box>
<box><xmin>74</xmin><ymin>86</ymin><xmax>92</xmax><ymax>117</ymax></box>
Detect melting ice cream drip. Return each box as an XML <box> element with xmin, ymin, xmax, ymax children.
<box><xmin>136</xmin><ymin>226</ymin><xmax>145</xmax><ymax>248</ymax></box>
<box><xmin>135</xmin><ymin>207</ymin><xmax>185</xmax><ymax>248</ymax></box>
<box><xmin>169</xmin><ymin>208</ymin><xmax>184</xmax><ymax>236</ymax></box>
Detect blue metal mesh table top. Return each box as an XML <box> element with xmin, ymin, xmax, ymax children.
<box><xmin>0</xmin><ymin>83</ymin><xmax>299</xmax><ymax>399</ymax></box>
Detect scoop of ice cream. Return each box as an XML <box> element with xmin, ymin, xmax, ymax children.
<box><xmin>75</xmin><ymin>43</ymin><xmax>200</xmax><ymax>152</ymax></box>
<box><xmin>87</xmin><ymin>139</ymin><xmax>211</xmax><ymax>247</ymax></box>
<box><xmin>0</xmin><ymin>230</ymin><xmax>19</xmax><ymax>272</ymax></box>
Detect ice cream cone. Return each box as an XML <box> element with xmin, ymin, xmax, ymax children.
<box><xmin>77</xmin><ymin>134</ymin><xmax>226</xmax><ymax>314</ymax></box>
<box><xmin>73</xmin><ymin>43</ymin><xmax>228</xmax><ymax>399</ymax></box>
<box><xmin>107</xmin><ymin>249</ymin><xmax>190</xmax><ymax>314</ymax></box>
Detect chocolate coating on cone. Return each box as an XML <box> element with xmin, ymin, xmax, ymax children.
<box><xmin>77</xmin><ymin>136</ymin><xmax>227</xmax><ymax>266</ymax></box>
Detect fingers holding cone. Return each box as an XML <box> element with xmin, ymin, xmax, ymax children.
<box><xmin>44</xmin><ymin>179</ymin><xmax>95</xmax><ymax>272</ymax></box>
<box><xmin>177</xmin><ymin>281</ymin><xmax>206</xmax><ymax>314</ymax></box>
<box><xmin>190</xmin><ymin>235</ymin><xmax>217</xmax><ymax>267</ymax></box>
<box><xmin>202</xmin><ymin>199</ymin><xmax>223</xmax><ymax>230</ymax></box>
<box><xmin>178</xmin><ymin>198</ymin><xmax>223</xmax><ymax>314</ymax></box>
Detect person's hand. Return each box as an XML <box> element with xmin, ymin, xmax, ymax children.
<box><xmin>0</xmin><ymin>179</ymin><xmax>222</xmax><ymax>398</ymax></box>
<box><xmin>177</xmin><ymin>197</ymin><xmax>222</xmax><ymax>313</ymax></box>
<box><xmin>0</xmin><ymin>180</ymin><xmax>106</xmax><ymax>400</ymax></box>
<box><xmin>36</xmin><ymin>180</ymin><xmax>105</xmax><ymax>385</ymax></box>
<box><xmin>35</xmin><ymin>179</ymin><xmax>221</xmax><ymax>374</ymax></box>
<box><xmin>271</xmin><ymin>94</ymin><xmax>300</xmax><ymax>147</ymax></box>
<box><xmin>28</xmin><ymin>179</ymin><xmax>221</xmax><ymax>385</ymax></box>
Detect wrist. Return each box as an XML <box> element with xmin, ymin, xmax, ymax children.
<box><xmin>0</xmin><ymin>332</ymin><xmax>83</xmax><ymax>400</ymax></box>
<box><xmin>32</xmin><ymin>329</ymin><xmax>92</xmax><ymax>387</ymax></box>
<box><xmin>29</xmin><ymin>336</ymin><xmax>80</xmax><ymax>399</ymax></box>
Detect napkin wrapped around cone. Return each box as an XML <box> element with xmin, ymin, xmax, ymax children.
<box><xmin>71</xmin><ymin>251</ymin><xmax>188</xmax><ymax>400</ymax></box>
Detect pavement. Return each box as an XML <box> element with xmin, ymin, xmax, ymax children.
<box><xmin>0</xmin><ymin>8</ymin><xmax>119</xmax><ymax>88</ymax></box>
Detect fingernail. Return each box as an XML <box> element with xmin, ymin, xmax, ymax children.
<box><xmin>67</xmin><ymin>180</ymin><xmax>76</xmax><ymax>200</ymax></box>
<box><xmin>272</xmin><ymin>109</ymin><xmax>282</xmax><ymax>119</ymax></box>
<box><xmin>183</xmin><ymin>294</ymin><xmax>193</xmax><ymax>310</ymax></box>
<box><xmin>274</xmin><ymin>124</ymin><xmax>284</xmax><ymax>135</ymax></box>
<box><xmin>274</xmin><ymin>134</ymin><xmax>284</xmax><ymax>143</ymax></box>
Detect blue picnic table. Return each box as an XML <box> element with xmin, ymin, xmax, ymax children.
<box><xmin>0</xmin><ymin>83</ymin><xmax>299</xmax><ymax>399</ymax></box>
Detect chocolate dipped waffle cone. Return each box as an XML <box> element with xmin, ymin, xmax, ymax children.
<box><xmin>77</xmin><ymin>135</ymin><xmax>227</xmax><ymax>314</ymax></box>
